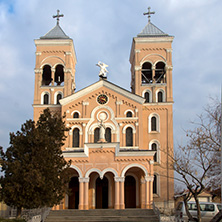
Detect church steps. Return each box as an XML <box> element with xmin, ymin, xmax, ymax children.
<box><xmin>45</xmin><ymin>209</ymin><xmax>159</xmax><ymax>222</ymax></box>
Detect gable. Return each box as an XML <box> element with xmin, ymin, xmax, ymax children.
<box><xmin>60</xmin><ymin>80</ymin><xmax>145</xmax><ymax>106</ymax></box>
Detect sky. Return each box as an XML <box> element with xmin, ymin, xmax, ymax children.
<box><xmin>0</xmin><ymin>0</ymin><xmax>221</xmax><ymax>158</ymax></box>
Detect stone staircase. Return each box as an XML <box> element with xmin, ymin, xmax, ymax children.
<box><xmin>45</xmin><ymin>208</ymin><xmax>160</xmax><ymax>222</ymax></box>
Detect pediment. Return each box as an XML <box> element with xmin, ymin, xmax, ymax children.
<box><xmin>60</xmin><ymin>80</ymin><xmax>144</xmax><ymax>107</ymax></box>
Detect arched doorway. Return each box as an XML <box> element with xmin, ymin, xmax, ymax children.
<box><xmin>125</xmin><ymin>175</ymin><xmax>136</xmax><ymax>208</ymax></box>
<box><xmin>96</xmin><ymin>176</ymin><xmax>108</xmax><ymax>209</ymax></box>
<box><xmin>68</xmin><ymin>177</ymin><xmax>79</xmax><ymax>209</ymax></box>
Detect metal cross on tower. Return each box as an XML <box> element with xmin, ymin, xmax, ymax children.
<box><xmin>143</xmin><ymin>7</ymin><xmax>155</xmax><ymax>23</ymax></box>
<box><xmin>53</xmin><ymin>10</ymin><xmax>64</xmax><ymax>25</ymax></box>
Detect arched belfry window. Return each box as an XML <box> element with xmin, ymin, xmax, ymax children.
<box><xmin>151</xmin><ymin>143</ymin><xmax>157</xmax><ymax>162</ymax></box>
<box><xmin>151</xmin><ymin>116</ymin><xmax>157</xmax><ymax>131</ymax></box>
<box><xmin>72</xmin><ymin>128</ymin><xmax>80</xmax><ymax>147</ymax></box>
<box><xmin>105</xmin><ymin>128</ymin><xmax>111</xmax><ymax>142</ymax></box>
<box><xmin>141</xmin><ymin>62</ymin><xmax>152</xmax><ymax>84</ymax></box>
<box><xmin>155</xmin><ymin>62</ymin><xmax>166</xmax><ymax>83</ymax></box>
<box><xmin>126</xmin><ymin>111</ymin><xmax>133</xmax><ymax>117</ymax></box>
<box><xmin>55</xmin><ymin>65</ymin><xmax>64</xmax><ymax>86</ymax></box>
<box><xmin>42</xmin><ymin>65</ymin><xmax>52</xmax><ymax>86</ymax></box>
<box><xmin>144</xmin><ymin>92</ymin><xmax>150</xmax><ymax>103</ymax></box>
<box><xmin>56</xmin><ymin>93</ymin><xmax>62</xmax><ymax>104</ymax></box>
<box><xmin>157</xmin><ymin>91</ymin><xmax>163</xmax><ymax>102</ymax></box>
<box><xmin>94</xmin><ymin>128</ymin><xmax>100</xmax><ymax>143</ymax></box>
<box><xmin>126</xmin><ymin>127</ymin><xmax>133</xmax><ymax>146</ymax></box>
<box><xmin>73</xmin><ymin>112</ymin><xmax>79</xmax><ymax>118</ymax></box>
<box><xmin>43</xmin><ymin>93</ymin><xmax>49</xmax><ymax>104</ymax></box>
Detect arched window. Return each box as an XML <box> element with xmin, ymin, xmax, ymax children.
<box><xmin>54</xmin><ymin>65</ymin><xmax>64</xmax><ymax>86</ymax></box>
<box><xmin>126</xmin><ymin>127</ymin><xmax>133</xmax><ymax>146</ymax></box>
<box><xmin>153</xmin><ymin>174</ymin><xmax>157</xmax><ymax>194</ymax></box>
<box><xmin>105</xmin><ymin>128</ymin><xmax>111</xmax><ymax>142</ymax></box>
<box><xmin>144</xmin><ymin>92</ymin><xmax>150</xmax><ymax>103</ymax></box>
<box><xmin>155</xmin><ymin>62</ymin><xmax>165</xmax><ymax>83</ymax></box>
<box><xmin>73</xmin><ymin>112</ymin><xmax>79</xmax><ymax>118</ymax></box>
<box><xmin>157</xmin><ymin>91</ymin><xmax>163</xmax><ymax>102</ymax></box>
<box><xmin>56</xmin><ymin>93</ymin><xmax>62</xmax><ymax>104</ymax></box>
<box><xmin>72</xmin><ymin>128</ymin><xmax>80</xmax><ymax>147</ymax></box>
<box><xmin>151</xmin><ymin>143</ymin><xmax>157</xmax><ymax>162</ymax></box>
<box><xmin>42</xmin><ymin>65</ymin><xmax>52</xmax><ymax>86</ymax></box>
<box><xmin>43</xmin><ymin>93</ymin><xmax>49</xmax><ymax>104</ymax></box>
<box><xmin>94</xmin><ymin>128</ymin><xmax>100</xmax><ymax>143</ymax></box>
<box><xmin>141</xmin><ymin>62</ymin><xmax>152</xmax><ymax>84</ymax></box>
<box><xmin>126</xmin><ymin>111</ymin><xmax>133</xmax><ymax>117</ymax></box>
<box><xmin>151</xmin><ymin>116</ymin><xmax>157</xmax><ymax>131</ymax></box>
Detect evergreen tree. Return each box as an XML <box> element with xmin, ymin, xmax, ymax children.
<box><xmin>0</xmin><ymin>109</ymin><xmax>71</xmax><ymax>217</ymax></box>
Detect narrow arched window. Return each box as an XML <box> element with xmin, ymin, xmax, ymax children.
<box><xmin>141</xmin><ymin>62</ymin><xmax>152</xmax><ymax>84</ymax></box>
<box><xmin>151</xmin><ymin>143</ymin><xmax>157</xmax><ymax>162</ymax></box>
<box><xmin>54</xmin><ymin>65</ymin><xmax>64</xmax><ymax>86</ymax></box>
<box><xmin>151</xmin><ymin>116</ymin><xmax>157</xmax><ymax>131</ymax></box>
<box><xmin>155</xmin><ymin>62</ymin><xmax>165</xmax><ymax>83</ymax></box>
<box><xmin>56</xmin><ymin>93</ymin><xmax>62</xmax><ymax>104</ymax></box>
<box><xmin>72</xmin><ymin>128</ymin><xmax>80</xmax><ymax>147</ymax></box>
<box><xmin>43</xmin><ymin>94</ymin><xmax>49</xmax><ymax>104</ymax></box>
<box><xmin>144</xmin><ymin>92</ymin><xmax>150</xmax><ymax>103</ymax></box>
<box><xmin>153</xmin><ymin>174</ymin><xmax>157</xmax><ymax>194</ymax></box>
<box><xmin>42</xmin><ymin>65</ymin><xmax>52</xmax><ymax>86</ymax></box>
<box><xmin>126</xmin><ymin>111</ymin><xmax>132</xmax><ymax>117</ymax></box>
<box><xmin>157</xmin><ymin>91</ymin><xmax>163</xmax><ymax>102</ymax></box>
<box><xmin>126</xmin><ymin>127</ymin><xmax>133</xmax><ymax>146</ymax></box>
<box><xmin>105</xmin><ymin>128</ymin><xmax>111</xmax><ymax>142</ymax></box>
<box><xmin>94</xmin><ymin>128</ymin><xmax>100</xmax><ymax>143</ymax></box>
<box><xmin>73</xmin><ymin>112</ymin><xmax>79</xmax><ymax>118</ymax></box>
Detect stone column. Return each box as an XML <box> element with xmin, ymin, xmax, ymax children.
<box><xmin>83</xmin><ymin>178</ymin><xmax>89</xmax><ymax>210</ymax></box>
<box><xmin>145</xmin><ymin>176</ymin><xmax>154</xmax><ymax>209</ymax></box>
<box><xmin>119</xmin><ymin>177</ymin><xmax>125</xmax><ymax>209</ymax></box>
<box><xmin>78</xmin><ymin>178</ymin><xmax>84</xmax><ymax>210</ymax></box>
<box><xmin>114</xmin><ymin>177</ymin><xmax>121</xmax><ymax>209</ymax></box>
<box><xmin>140</xmin><ymin>178</ymin><xmax>146</xmax><ymax>209</ymax></box>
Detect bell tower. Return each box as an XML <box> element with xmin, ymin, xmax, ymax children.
<box><xmin>130</xmin><ymin>8</ymin><xmax>175</xmax><ymax>210</ymax></box>
<box><xmin>130</xmin><ymin>7</ymin><xmax>174</xmax><ymax>103</ymax></box>
<box><xmin>33</xmin><ymin>10</ymin><xmax>77</xmax><ymax>121</ymax></box>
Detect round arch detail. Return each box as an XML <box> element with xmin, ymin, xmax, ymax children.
<box><xmin>121</xmin><ymin>163</ymin><xmax>148</xmax><ymax>177</ymax></box>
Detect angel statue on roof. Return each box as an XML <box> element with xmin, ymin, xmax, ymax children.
<box><xmin>96</xmin><ymin>61</ymin><xmax>108</xmax><ymax>79</ymax></box>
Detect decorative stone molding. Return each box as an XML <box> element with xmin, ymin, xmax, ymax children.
<box><xmin>116</xmin><ymin>101</ymin><xmax>123</xmax><ymax>105</ymax></box>
<box><xmin>145</xmin><ymin>175</ymin><xmax>154</xmax><ymax>182</ymax></box>
<box><xmin>135</xmin><ymin>66</ymin><xmax>140</xmax><ymax>71</ymax></box>
<box><xmin>114</xmin><ymin>177</ymin><xmax>125</xmax><ymax>182</ymax></box>
<box><xmin>35</xmin><ymin>52</ymin><xmax>42</xmax><ymax>56</ymax></box>
<box><xmin>34</xmin><ymin>68</ymin><xmax>42</xmax><ymax>73</ymax></box>
<box><xmin>79</xmin><ymin>178</ymin><xmax>90</xmax><ymax>183</ymax></box>
<box><xmin>135</xmin><ymin>49</ymin><xmax>140</xmax><ymax>53</ymax></box>
<box><xmin>83</xmin><ymin>101</ymin><xmax>89</xmax><ymax>106</ymax></box>
<box><xmin>150</xmin><ymin>160</ymin><xmax>154</xmax><ymax>165</ymax></box>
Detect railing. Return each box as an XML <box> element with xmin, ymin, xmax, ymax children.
<box><xmin>152</xmin><ymin>201</ymin><xmax>161</xmax><ymax>221</ymax></box>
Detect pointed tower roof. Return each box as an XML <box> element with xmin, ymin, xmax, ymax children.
<box><xmin>137</xmin><ymin>22</ymin><xmax>169</xmax><ymax>37</ymax></box>
<box><xmin>40</xmin><ymin>24</ymin><xmax>70</xmax><ymax>39</ymax></box>
<box><xmin>40</xmin><ymin>10</ymin><xmax>70</xmax><ymax>39</ymax></box>
<box><xmin>137</xmin><ymin>6</ymin><xmax>171</xmax><ymax>38</ymax></box>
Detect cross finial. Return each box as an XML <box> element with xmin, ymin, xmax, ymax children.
<box><xmin>53</xmin><ymin>10</ymin><xmax>64</xmax><ymax>25</ymax></box>
<box><xmin>143</xmin><ymin>7</ymin><xmax>155</xmax><ymax>23</ymax></box>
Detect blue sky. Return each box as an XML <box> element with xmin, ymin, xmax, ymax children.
<box><xmin>0</xmin><ymin>0</ymin><xmax>221</xmax><ymax>159</ymax></box>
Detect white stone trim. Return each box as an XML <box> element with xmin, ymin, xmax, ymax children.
<box><xmin>142</xmin><ymin>89</ymin><xmax>152</xmax><ymax>103</ymax></box>
<box><xmin>121</xmin><ymin>163</ymin><xmax>148</xmax><ymax>177</ymax></box>
<box><xmin>149</xmin><ymin>139</ymin><xmax>161</xmax><ymax>163</ymax></box>
<box><xmin>71</xmin><ymin>110</ymin><xmax>81</xmax><ymax>118</ymax></box>
<box><xmin>69</xmin><ymin>165</ymin><xmax>83</xmax><ymax>178</ymax></box>
<box><xmin>148</xmin><ymin>113</ymin><xmax>160</xmax><ymax>133</ymax></box>
<box><xmin>54</xmin><ymin>91</ymin><xmax>63</xmax><ymax>104</ymax></box>
<box><xmin>85</xmin><ymin>167</ymin><xmax>118</xmax><ymax>179</ymax></box>
<box><xmin>41</xmin><ymin>91</ymin><xmax>50</xmax><ymax>105</ymax></box>
<box><xmin>122</xmin><ymin>124</ymin><xmax>136</xmax><ymax>134</ymax></box>
<box><xmin>124</xmin><ymin>109</ymin><xmax>135</xmax><ymax>117</ymax></box>
<box><xmin>156</xmin><ymin>88</ymin><xmax>166</xmax><ymax>103</ymax></box>
<box><xmin>69</xmin><ymin>125</ymin><xmax>83</xmax><ymax>135</ymax></box>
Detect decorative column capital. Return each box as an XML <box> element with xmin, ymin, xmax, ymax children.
<box><xmin>79</xmin><ymin>177</ymin><xmax>90</xmax><ymax>183</ymax></box>
<box><xmin>145</xmin><ymin>175</ymin><xmax>154</xmax><ymax>182</ymax></box>
<box><xmin>114</xmin><ymin>176</ymin><xmax>125</xmax><ymax>182</ymax></box>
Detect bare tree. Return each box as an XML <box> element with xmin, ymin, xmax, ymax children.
<box><xmin>172</xmin><ymin>99</ymin><xmax>221</xmax><ymax>222</ymax></box>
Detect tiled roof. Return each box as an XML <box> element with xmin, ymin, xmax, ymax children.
<box><xmin>40</xmin><ymin>24</ymin><xmax>70</xmax><ymax>39</ymax></box>
<box><xmin>137</xmin><ymin>22</ymin><xmax>169</xmax><ymax>37</ymax></box>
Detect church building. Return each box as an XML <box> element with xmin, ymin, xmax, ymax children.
<box><xmin>33</xmin><ymin>9</ymin><xmax>174</xmax><ymax>211</ymax></box>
